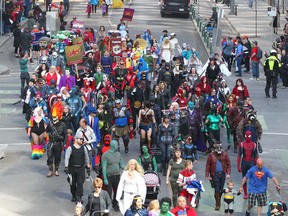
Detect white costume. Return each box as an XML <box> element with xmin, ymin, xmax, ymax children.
<box><xmin>116</xmin><ymin>170</ymin><xmax>147</xmax><ymax>214</ymax></box>
<box><xmin>161</xmin><ymin>43</ymin><xmax>172</xmax><ymax>63</ymax></box>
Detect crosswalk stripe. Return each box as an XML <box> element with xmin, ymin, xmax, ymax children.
<box><xmin>257</xmin><ymin>115</ymin><xmax>268</xmax><ymax>130</ymax></box>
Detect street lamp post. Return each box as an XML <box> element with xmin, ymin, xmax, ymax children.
<box><xmin>255</xmin><ymin>0</ymin><xmax>258</xmax><ymax>37</ymax></box>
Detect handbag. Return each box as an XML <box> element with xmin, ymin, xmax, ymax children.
<box><xmin>82</xmin><ymin>131</ymin><xmax>96</xmax><ymax>157</ymax></box>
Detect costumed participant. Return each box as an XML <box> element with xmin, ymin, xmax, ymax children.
<box><xmin>95</xmin><ymin>134</ymin><xmax>112</xmax><ymax>174</ymax></box>
<box><xmin>205</xmin><ymin>142</ymin><xmax>231</xmax><ymax>210</ymax></box>
<box><xmin>128</xmin><ymin>81</ymin><xmax>146</xmax><ymax>134</ymax></box>
<box><xmin>206</xmin><ymin>57</ymin><xmax>221</xmax><ymax>87</ymax></box>
<box><xmin>237</xmin><ymin>131</ymin><xmax>258</xmax><ymax>199</ymax></box>
<box><xmin>60</xmin><ymin>87</ymin><xmax>70</xmax><ymax>101</ymax></box>
<box><xmin>177</xmin><ymin>160</ymin><xmax>203</xmax><ymax>208</ymax></box>
<box><xmin>171</xmin><ymin>196</ymin><xmax>198</xmax><ymax>216</ymax></box>
<box><xmin>157</xmin><ymin>115</ymin><xmax>175</xmax><ymax>176</ymax></box>
<box><xmin>122</xmin><ymin>66</ymin><xmax>138</xmax><ymax>107</ymax></box>
<box><xmin>203</xmin><ymin>88</ymin><xmax>221</xmax><ymax>116</ymax></box>
<box><xmin>27</xmin><ymin>107</ymin><xmax>49</xmax><ymax>159</ymax></box>
<box><xmin>66</xmin><ymin>87</ymin><xmax>83</xmax><ymax>131</ymax></box>
<box><xmin>22</xmin><ymin>78</ymin><xmax>36</xmax><ymax>122</ymax></box>
<box><xmin>116</xmin><ymin>159</ymin><xmax>147</xmax><ymax>215</ymax></box>
<box><xmin>29</xmin><ymin>91</ymin><xmax>48</xmax><ymax>116</ymax></box>
<box><xmin>149</xmin><ymin>96</ymin><xmax>162</xmax><ymax>142</ymax></box>
<box><xmin>159</xmin><ymin>197</ymin><xmax>174</xmax><ymax>216</ymax></box>
<box><xmin>58</xmin><ymin>69</ymin><xmax>76</xmax><ymax>92</ymax></box>
<box><xmin>160</xmin><ymin>38</ymin><xmax>172</xmax><ymax>63</ymax></box>
<box><xmin>231</xmin><ymin>78</ymin><xmax>250</xmax><ymax>102</ymax></box>
<box><xmin>80</xmin><ymin>80</ymin><xmax>94</xmax><ymax>116</ymax></box>
<box><xmin>84</xmin><ymin>50</ymin><xmax>97</xmax><ymax>74</ymax></box>
<box><xmin>46</xmin><ymin>114</ymin><xmax>67</xmax><ymax>177</ymax></box>
<box><xmin>96</xmin><ymin>99</ymin><xmax>110</xmax><ymax>140</ymax></box>
<box><xmin>205</xmin><ymin>107</ymin><xmax>223</xmax><ymax>151</ymax></box>
<box><xmin>124</xmin><ymin>195</ymin><xmax>149</xmax><ymax>216</ymax></box>
<box><xmin>222</xmin><ymin>180</ymin><xmax>241</xmax><ymax>216</ymax></box>
<box><xmin>236</xmin><ymin>110</ymin><xmax>263</xmax><ymax>153</ymax></box>
<box><xmin>94</xmin><ymin>65</ymin><xmax>107</xmax><ymax>94</ymax></box>
<box><xmin>196</xmin><ymin>76</ymin><xmax>211</xmax><ymax>96</ymax></box>
<box><xmin>139</xmin><ymin>73</ymin><xmax>151</xmax><ymax>101</ymax></box>
<box><xmin>101</xmin><ymin>50</ymin><xmax>113</xmax><ymax>76</ymax></box>
<box><xmin>190</xmin><ymin>87</ymin><xmax>205</xmax><ymax>114</ymax></box>
<box><xmin>62</xmin><ymin>105</ymin><xmax>73</xmax><ymax>131</ymax></box>
<box><xmin>111</xmin><ymin>99</ymin><xmax>133</xmax><ymax>153</ymax></box>
<box><xmin>157</xmin><ymin>63</ymin><xmax>174</xmax><ymax>99</ymax></box>
<box><xmin>47</xmin><ymin>79</ymin><xmax>59</xmax><ymax>96</ymax></box>
<box><xmin>84</xmin><ymin>107</ymin><xmax>101</xmax><ymax>149</ymax></box>
<box><xmin>134</xmin><ymin>57</ymin><xmax>150</xmax><ymax>80</ymax></box>
<box><xmin>138</xmin><ymin>145</ymin><xmax>157</xmax><ymax>172</ymax></box>
<box><xmin>113</xmin><ymin>59</ymin><xmax>127</xmax><ymax>100</ymax></box>
<box><xmin>172</xmin><ymin>88</ymin><xmax>188</xmax><ymax>108</ymax></box>
<box><xmin>186</xmin><ymin>67</ymin><xmax>200</xmax><ymax>95</ymax></box>
<box><xmin>64</xmin><ymin>131</ymin><xmax>90</xmax><ymax>204</ymax></box>
<box><xmin>49</xmin><ymin>52</ymin><xmax>65</xmax><ymax>74</ymax></box>
<box><xmin>172</xmin><ymin>56</ymin><xmax>185</xmax><ymax>91</ymax></box>
<box><xmin>102</xmin><ymin>140</ymin><xmax>125</xmax><ymax>212</ymax></box>
<box><xmin>45</xmin><ymin>66</ymin><xmax>58</xmax><ymax>86</ymax></box>
<box><xmin>181</xmin><ymin>135</ymin><xmax>198</xmax><ymax>163</ymax></box>
<box><xmin>138</xmin><ymin>101</ymin><xmax>156</xmax><ymax>150</ymax></box>
<box><xmin>51</xmin><ymin>94</ymin><xmax>64</xmax><ymax>120</ymax></box>
<box><xmin>158</xmin><ymin>81</ymin><xmax>170</xmax><ymax>110</ymax></box>
<box><xmin>143</xmin><ymin>48</ymin><xmax>155</xmax><ymax>77</ymax></box>
<box><xmin>169</xmin><ymin>110</ymin><xmax>180</xmax><ymax>141</ymax></box>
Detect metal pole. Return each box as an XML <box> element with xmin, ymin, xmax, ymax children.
<box><xmin>0</xmin><ymin>1</ymin><xmax>2</xmax><ymax>36</ymax></box>
<box><xmin>198</xmin><ymin>0</ymin><xmax>200</xmax><ymax>14</ymax></box>
<box><xmin>255</xmin><ymin>0</ymin><xmax>258</xmax><ymax>37</ymax></box>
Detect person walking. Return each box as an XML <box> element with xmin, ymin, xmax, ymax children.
<box><xmin>239</xmin><ymin>158</ymin><xmax>281</xmax><ymax>216</ymax></box>
<box><xmin>235</xmin><ymin>39</ymin><xmax>243</xmax><ymax>77</ymax></box>
<box><xmin>205</xmin><ymin>142</ymin><xmax>231</xmax><ymax>210</ymax></box>
<box><xmin>19</xmin><ymin>51</ymin><xmax>32</xmax><ymax>96</ymax></box>
<box><xmin>222</xmin><ymin>36</ymin><xmax>233</xmax><ymax>72</ymax></box>
<box><xmin>65</xmin><ymin>131</ymin><xmax>90</xmax><ymax>204</ymax></box>
<box><xmin>264</xmin><ymin>49</ymin><xmax>282</xmax><ymax>99</ymax></box>
<box><xmin>250</xmin><ymin>41</ymin><xmax>260</xmax><ymax>80</ymax></box>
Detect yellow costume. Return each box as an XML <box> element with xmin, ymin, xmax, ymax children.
<box><xmin>112</xmin><ymin>0</ymin><xmax>124</xmax><ymax>8</ymax></box>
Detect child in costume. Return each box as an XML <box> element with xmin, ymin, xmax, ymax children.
<box><xmin>86</xmin><ymin>2</ymin><xmax>92</xmax><ymax>18</ymax></box>
<box><xmin>222</xmin><ymin>180</ymin><xmax>241</xmax><ymax>216</ymax></box>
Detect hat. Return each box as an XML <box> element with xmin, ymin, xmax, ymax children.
<box><xmin>115</xmin><ymin>99</ymin><xmax>121</xmax><ymax>104</ymax></box>
<box><xmin>182</xmin><ymin>43</ymin><xmax>187</xmax><ymax>48</ymax></box>
<box><xmin>88</xmin><ymin>107</ymin><xmax>97</xmax><ymax>114</ymax></box>
<box><xmin>253</xmin><ymin>41</ymin><xmax>258</xmax><ymax>45</ymax></box>
<box><xmin>74</xmin><ymin>131</ymin><xmax>83</xmax><ymax>139</ymax></box>
<box><xmin>36</xmin><ymin>91</ymin><xmax>42</xmax><ymax>97</ymax></box>
<box><xmin>270</xmin><ymin>49</ymin><xmax>277</xmax><ymax>54</ymax></box>
<box><xmin>243</xmin><ymin>35</ymin><xmax>248</xmax><ymax>39</ymax></box>
<box><xmin>170</xmin><ymin>33</ymin><xmax>176</xmax><ymax>36</ymax></box>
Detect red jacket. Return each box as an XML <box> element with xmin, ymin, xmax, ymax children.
<box><xmin>171</xmin><ymin>205</ymin><xmax>198</xmax><ymax>216</ymax></box>
<box><xmin>205</xmin><ymin>151</ymin><xmax>231</xmax><ymax>178</ymax></box>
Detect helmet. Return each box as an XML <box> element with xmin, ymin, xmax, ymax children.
<box><xmin>270</xmin><ymin>49</ymin><xmax>277</xmax><ymax>54</ymax></box>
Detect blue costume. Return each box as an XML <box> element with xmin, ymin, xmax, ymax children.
<box><xmin>134</xmin><ymin>58</ymin><xmax>150</xmax><ymax>80</ymax></box>
<box><xmin>101</xmin><ymin>55</ymin><xmax>113</xmax><ymax>75</ymax></box>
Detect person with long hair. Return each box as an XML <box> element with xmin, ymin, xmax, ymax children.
<box><xmin>124</xmin><ymin>195</ymin><xmax>148</xmax><ymax>216</ymax></box>
<box><xmin>116</xmin><ymin>159</ymin><xmax>146</xmax><ymax>215</ymax></box>
<box><xmin>231</xmin><ymin>78</ymin><xmax>249</xmax><ymax>101</ymax></box>
<box><xmin>82</xmin><ymin>177</ymin><xmax>112</xmax><ymax>216</ymax></box>
<box><xmin>166</xmin><ymin>147</ymin><xmax>185</xmax><ymax>207</ymax></box>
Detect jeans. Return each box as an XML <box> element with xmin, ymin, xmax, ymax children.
<box><xmin>251</xmin><ymin>61</ymin><xmax>259</xmax><ymax>78</ymax></box>
<box><xmin>236</xmin><ymin>57</ymin><xmax>243</xmax><ymax>76</ymax></box>
<box><xmin>21</xmin><ymin>75</ymin><xmax>30</xmax><ymax>96</ymax></box>
<box><xmin>212</xmin><ymin>171</ymin><xmax>226</xmax><ymax>192</ymax></box>
<box><xmin>223</xmin><ymin>53</ymin><xmax>232</xmax><ymax>72</ymax></box>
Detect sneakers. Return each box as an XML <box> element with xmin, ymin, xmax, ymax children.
<box><xmin>246</xmin><ymin>209</ymin><xmax>251</xmax><ymax>216</ymax></box>
<box><xmin>249</xmin><ymin>77</ymin><xmax>255</xmax><ymax>80</ymax></box>
<box><xmin>256</xmin><ymin>78</ymin><xmax>259</xmax><ymax>81</ymax></box>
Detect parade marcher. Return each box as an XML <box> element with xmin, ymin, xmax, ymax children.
<box><xmin>222</xmin><ymin>180</ymin><xmax>241</xmax><ymax>216</ymax></box>
<box><xmin>148</xmin><ymin>200</ymin><xmax>160</xmax><ymax>216</ymax></box>
<box><xmin>235</xmin><ymin>39</ymin><xmax>244</xmax><ymax>77</ymax></box>
<box><xmin>139</xmin><ymin>73</ymin><xmax>151</xmax><ymax>100</ymax></box>
<box><xmin>96</xmin><ymin>101</ymin><xmax>110</xmax><ymax>140</ymax></box>
<box><xmin>138</xmin><ymin>145</ymin><xmax>157</xmax><ymax>172</ymax></box>
<box><xmin>158</xmin><ymin>81</ymin><xmax>170</xmax><ymax>110</ymax></box>
<box><xmin>181</xmin><ymin>135</ymin><xmax>198</xmax><ymax>163</ymax></box>
<box><xmin>101</xmin><ymin>140</ymin><xmax>125</xmax><ymax>212</ymax></box>
<box><xmin>206</xmin><ymin>57</ymin><xmax>220</xmax><ymax>87</ymax></box>
<box><xmin>236</xmin><ymin>110</ymin><xmax>263</xmax><ymax>153</ymax></box>
<box><xmin>82</xmin><ymin>177</ymin><xmax>112</xmax><ymax>216</ymax></box>
<box><xmin>166</xmin><ymin>147</ymin><xmax>185</xmax><ymax>207</ymax></box>
<box><xmin>124</xmin><ymin>195</ymin><xmax>149</xmax><ymax>216</ymax></box>
<box><xmin>65</xmin><ymin>131</ymin><xmax>90</xmax><ymax>204</ymax></box>
<box><xmin>111</xmin><ymin>99</ymin><xmax>133</xmax><ymax>153</ymax></box>
<box><xmin>264</xmin><ymin>49</ymin><xmax>282</xmax><ymax>98</ymax></box>
<box><xmin>177</xmin><ymin>160</ymin><xmax>199</xmax><ymax>207</ymax></box>
<box><xmin>159</xmin><ymin>197</ymin><xmax>173</xmax><ymax>216</ymax></box>
<box><xmin>116</xmin><ymin>159</ymin><xmax>147</xmax><ymax>215</ymax></box>
<box><xmin>222</xmin><ymin>36</ymin><xmax>233</xmax><ymax>72</ymax></box>
<box><xmin>84</xmin><ymin>107</ymin><xmax>101</xmax><ymax>148</ymax></box>
<box><xmin>80</xmin><ymin>80</ymin><xmax>94</xmax><ymax>115</ymax></box>
<box><xmin>157</xmin><ymin>115</ymin><xmax>175</xmax><ymax>176</ymax></box>
<box><xmin>237</xmin><ymin>131</ymin><xmax>259</xmax><ymax>199</ymax></box>
<box><xmin>160</xmin><ymin>38</ymin><xmax>172</xmax><ymax>63</ymax></box>
<box><xmin>58</xmin><ymin>69</ymin><xmax>76</xmax><ymax>92</ymax></box>
<box><xmin>138</xmin><ymin>101</ymin><xmax>156</xmax><ymax>150</ymax></box>
<box><xmin>113</xmin><ymin>59</ymin><xmax>127</xmax><ymax>99</ymax></box>
<box><xmin>46</xmin><ymin>115</ymin><xmax>67</xmax><ymax>177</ymax></box>
<box><xmin>22</xmin><ymin>78</ymin><xmax>36</xmax><ymax>121</ymax></box>
<box><xmin>66</xmin><ymin>87</ymin><xmax>83</xmax><ymax>131</ymax></box>
<box><xmin>170</xmin><ymin>196</ymin><xmax>198</xmax><ymax>216</ymax></box>
<box><xmin>206</xmin><ymin>142</ymin><xmax>231</xmax><ymax>210</ymax></box>
<box><xmin>29</xmin><ymin>91</ymin><xmax>48</xmax><ymax>116</ymax></box>
<box><xmin>157</xmin><ymin>62</ymin><xmax>174</xmax><ymax>99</ymax></box>
<box><xmin>231</xmin><ymin>78</ymin><xmax>250</xmax><ymax>102</ymax></box>
<box><xmin>19</xmin><ymin>51</ymin><xmax>32</xmax><ymax>96</ymax></box>
<box><xmin>186</xmin><ymin>67</ymin><xmax>200</xmax><ymax>92</ymax></box>
<box><xmin>196</xmin><ymin>76</ymin><xmax>211</xmax><ymax>96</ymax></box>
<box><xmin>128</xmin><ymin>81</ymin><xmax>145</xmax><ymax>135</ymax></box>
<box><xmin>239</xmin><ymin>158</ymin><xmax>281</xmax><ymax>216</ymax></box>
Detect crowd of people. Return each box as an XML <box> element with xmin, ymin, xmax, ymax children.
<box><xmin>13</xmin><ymin>1</ymin><xmax>287</xmax><ymax>216</ymax></box>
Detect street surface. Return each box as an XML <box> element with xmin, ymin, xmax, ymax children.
<box><xmin>0</xmin><ymin>0</ymin><xmax>287</xmax><ymax>215</ymax></box>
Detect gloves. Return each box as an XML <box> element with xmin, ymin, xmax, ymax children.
<box><xmin>64</xmin><ymin>167</ymin><xmax>69</xmax><ymax>174</ymax></box>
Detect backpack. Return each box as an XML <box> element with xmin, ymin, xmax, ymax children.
<box><xmin>256</xmin><ymin>47</ymin><xmax>263</xmax><ymax>59</ymax></box>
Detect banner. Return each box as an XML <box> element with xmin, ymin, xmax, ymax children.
<box><xmin>122</xmin><ymin>8</ymin><xmax>134</xmax><ymax>21</ymax></box>
<box><xmin>71</xmin><ymin>21</ymin><xmax>85</xmax><ymax>32</ymax></box>
<box><xmin>72</xmin><ymin>37</ymin><xmax>85</xmax><ymax>52</ymax></box>
<box><xmin>65</xmin><ymin>45</ymin><xmax>83</xmax><ymax>65</ymax></box>
<box><xmin>111</xmin><ymin>38</ymin><xmax>122</xmax><ymax>57</ymax></box>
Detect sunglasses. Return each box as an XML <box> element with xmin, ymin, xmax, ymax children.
<box><xmin>95</xmin><ymin>186</ymin><xmax>101</xmax><ymax>189</ymax></box>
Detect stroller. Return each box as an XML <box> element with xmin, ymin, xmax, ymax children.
<box><xmin>143</xmin><ymin>170</ymin><xmax>161</xmax><ymax>204</ymax></box>
<box><xmin>267</xmin><ymin>201</ymin><xmax>287</xmax><ymax>216</ymax></box>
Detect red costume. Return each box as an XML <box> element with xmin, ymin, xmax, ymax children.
<box><xmin>122</xmin><ymin>67</ymin><xmax>138</xmax><ymax>91</ymax></box>
<box><xmin>80</xmin><ymin>80</ymin><xmax>94</xmax><ymax>104</ymax></box>
<box><xmin>172</xmin><ymin>88</ymin><xmax>188</xmax><ymax>108</ymax></box>
<box><xmin>237</xmin><ymin>130</ymin><xmax>258</xmax><ymax>199</ymax></box>
<box><xmin>46</xmin><ymin>73</ymin><xmax>58</xmax><ymax>86</ymax></box>
<box><xmin>51</xmin><ymin>97</ymin><xmax>64</xmax><ymax>120</ymax></box>
<box><xmin>95</xmin><ymin>134</ymin><xmax>112</xmax><ymax>166</ymax></box>
<box><xmin>171</xmin><ymin>205</ymin><xmax>198</xmax><ymax>216</ymax></box>
<box><xmin>196</xmin><ymin>76</ymin><xmax>211</xmax><ymax>95</ymax></box>
<box><xmin>99</xmin><ymin>81</ymin><xmax>115</xmax><ymax>97</ymax></box>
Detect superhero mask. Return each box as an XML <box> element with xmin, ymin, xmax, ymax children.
<box><xmin>188</xmin><ymin>101</ymin><xmax>195</xmax><ymax>110</ymax></box>
<box><xmin>247</xmin><ymin>111</ymin><xmax>256</xmax><ymax>122</ymax></box>
<box><xmin>105</xmin><ymin>80</ymin><xmax>111</xmax><ymax>89</ymax></box>
<box><xmin>214</xmin><ymin>142</ymin><xmax>223</xmax><ymax>154</ymax></box>
<box><xmin>70</xmin><ymin>87</ymin><xmax>77</xmax><ymax>96</ymax></box>
<box><xmin>245</xmin><ymin>131</ymin><xmax>252</xmax><ymax>142</ymax></box>
<box><xmin>177</xmin><ymin>88</ymin><xmax>184</xmax><ymax>97</ymax></box>
<box><xmin>52</xmin><ymin>116</ymin><xmax>59</xmax><ymax>124</ymax></box>
<box><xmin>195</xmin><ymin>87</ymin><xmax>201</xmax><ymax>97</ymax></box>
<box><xmin>110</xmin><ymin>140</ymin><xmax>119</xmax><ymax>152</ymax></box>
<box><xmin>104</xmin><ymin>134</ymin><xmax>112</xmax><ymax>146</ymax></box>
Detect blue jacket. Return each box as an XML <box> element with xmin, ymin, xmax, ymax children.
<box><xmin>84</xmin><ymin>115</ymin><xmax>101</xmax><ymax>144</ymax></box>
<box><xmin>124</xmin><ymin>208</ymin><xmax>148</xmax><ymax>216</ymax></box>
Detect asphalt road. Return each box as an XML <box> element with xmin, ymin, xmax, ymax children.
<box><xmin>0</xmin><ymin>0</ymin><xmax>288</xmax><ymax>215</ymax></box>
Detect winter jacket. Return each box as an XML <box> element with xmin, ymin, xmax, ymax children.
<box><xmin>205</xmin><ymin>151</ymin><xmax>231</xmax><ymax>178</ymax></box>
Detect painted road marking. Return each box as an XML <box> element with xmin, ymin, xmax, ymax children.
<box><xmin>257</xmin><ymin>115</ymin><xmax>268</xmax><ymax>130</ymax></box>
